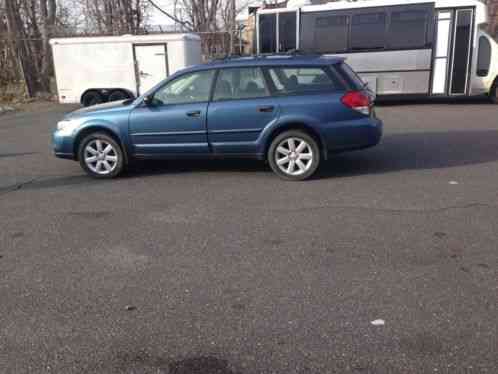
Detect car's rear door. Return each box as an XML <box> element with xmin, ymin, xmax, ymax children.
<box><xmin>207</xmin><ymin>67</ymin><xmax>279</xmax><ymax>156</ymax></box>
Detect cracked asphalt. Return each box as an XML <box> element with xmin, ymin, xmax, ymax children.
<box><xmin>0</xmin><ymin>101</ymin><xmax>497</xmax><ymax>373</ymax></box>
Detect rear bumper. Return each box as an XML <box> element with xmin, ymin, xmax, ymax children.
<box><xmin>323</xmin><ymin>117</ymin><xmax>383</xmax><ymax>153</ymax></box>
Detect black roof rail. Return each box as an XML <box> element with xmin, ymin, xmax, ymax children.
<box><xmin>207</xmin><ymin>50</ymin><xmax>325</xmax><ymax>64</ymax></box>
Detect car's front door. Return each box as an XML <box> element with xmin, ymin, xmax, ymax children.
<box><xmin>129</xmin><ymin>69</ymin><xmax>215</xmax><ymax>156</ymax></box>
<box><xmin>207</xmin><ymin>67</ymin><xmax>279</xmax><ymax>155</ymax></box>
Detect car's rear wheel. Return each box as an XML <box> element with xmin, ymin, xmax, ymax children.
<box><xmin>78</xmin><ymin>133</ymin><xmax>124</xmax><ymax>178</ymax></box>
<box><xmin>268</xmin><ymin>130</ymin><xmax>320</xmax><ymax>181</ymax></box>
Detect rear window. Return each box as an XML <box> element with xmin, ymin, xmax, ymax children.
<box><xmin>265</xmin><ymin>66</ymin><xmax>343</xmax><ymax>95</ymax></box>
<box><xmin>337</xmin><ymin>63</ymin><xmax>365</xmax><ymax>90</ymax></box>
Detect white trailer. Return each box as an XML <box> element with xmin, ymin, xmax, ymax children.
<box><xmin>50</xmin><ymin>33</ymin><xmax>202</xmax><ymax>106</ymax></box>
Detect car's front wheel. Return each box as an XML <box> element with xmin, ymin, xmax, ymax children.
<box><xmin>78</xmin><ymin>133</ymin><xmax>124</xmax><ymax>178</ymax></box>
<box><xmin>268</xmin><ymin>130</ymin><xmax>320</xmax><ymax>181</ymax></box>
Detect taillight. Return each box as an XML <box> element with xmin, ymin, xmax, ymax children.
<box><xmin>341</xmin><ymin>91</ymin><xmax>371</xmax><ymax>115</ymax></box>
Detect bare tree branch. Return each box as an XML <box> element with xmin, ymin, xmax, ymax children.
<box><xmin>147</xmin><ymin>0</ymin><xmax>193</xmax><ymax>30</ymax></box>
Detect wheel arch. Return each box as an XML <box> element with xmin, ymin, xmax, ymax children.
<box><xmin>263</xmin><ymin>122</ymin><xmax>327</xmax><ymax>161</ymax></box>
<box><xmin>73</xmin><ymin>125</ymin><xmax>128</xmax><ymax>164</ymax></box>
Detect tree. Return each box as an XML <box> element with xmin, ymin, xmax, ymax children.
<box><xmin>1</xmin><ymin>0</ymin><xmax>150</xmax><ymax>97</ymax></box>
<box><xmin>80</xmin><ymin>0</ymin><xmax>149</xmax><ymax>35</ymax></box>
<box><xmin>3</xmin><ymin>0</ymin><xmax>58</xmax><ymax>95</ymax></box>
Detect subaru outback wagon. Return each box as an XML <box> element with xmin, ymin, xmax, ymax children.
<box><xmin>53</xmin><ymin>55</ymin><xmax>382</xmax><ymax>181</ymax></box>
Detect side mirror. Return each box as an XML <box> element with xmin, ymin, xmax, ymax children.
<box><xmin>143</xmin><ymin>95</ymin><xmax>154</xmax><ymax>106</ymax></box>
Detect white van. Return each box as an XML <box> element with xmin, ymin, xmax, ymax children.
<box><xmin>50</xmin><ymin>33</ymin><xmax>202</xmax><ymax>106</ymax></box>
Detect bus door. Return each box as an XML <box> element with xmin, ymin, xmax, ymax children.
<box><xmin>431</xmin><ymin>8</ymin><xmax>474</xmax><ymax>96</ymax></box>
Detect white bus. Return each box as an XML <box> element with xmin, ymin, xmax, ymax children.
<box><xmin>255</xmin><ymin>0</ymin><xmax>498</xmax><ymax>102</ymax></box>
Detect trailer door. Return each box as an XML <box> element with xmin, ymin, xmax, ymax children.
<box><xmin>134</xmin><ymin>44</ymin><xmax>169</xmax><ymax>95</ymax></box>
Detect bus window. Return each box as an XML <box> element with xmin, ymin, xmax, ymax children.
<box><xmin>313</xmin><ymin>15</ymin><xmax>349</xmax><ymax>53</ymax></box>
<box><xmin>259</xmin><ymin>14</ymin><xmax>276</xmax><ymax>53</ymax></box>
<box><xmin>351</xmin><ymin>12</ymin><xmax>386</xmax><ymax>51</ymax></box>
<box><xmin>477</xmin><ymin>36</ymin><xmax>491</xmax><ymax>77</ymax></box>
<box><xmin>388</xmin><ymin>10</ymin><xmax>428</xmax><ymax>49</ymax></box>
<box><xmin>279</xmin><ymin>12</ymin><xmax>297</xmax><ymax>52</ymax></box>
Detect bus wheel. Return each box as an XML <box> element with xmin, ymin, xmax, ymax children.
<box><xmin>490</xmin><ymin>80</ymin><xmax>498</xmax><ymax>104</ymax></box>
<box><xmin>82</xmin><ymin>90</ymin><xmax>103</xmax><ymax>107</ymax></box>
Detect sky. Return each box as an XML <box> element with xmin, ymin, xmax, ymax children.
<box><xmin>149</xmin><ymin>0</ymin><xmax>190</xmax><ymax>26</ymax></box>
<box><xmin>148</xmin><ymin>0</ymin><xmax>262</xmax><ymax>26</ymax></box>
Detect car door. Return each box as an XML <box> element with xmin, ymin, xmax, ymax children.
<box><xmin>207</xmin><ymin>67</ymin><xmax>279</xmax><ymax>155</ymax></box>
<box><xmin>129</xmin><ymin>69</ymin><xmax>215</xmax><ymax>156</ymax></box>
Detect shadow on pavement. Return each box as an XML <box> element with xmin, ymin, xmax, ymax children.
<box><xmin>376</xmin><ymin>96</ymin><xmax>492</xmax><ymax>106</ymax></box>
<box><xmin>317</xmin><ymin>129</ymin><xmax>498</xmax><ymax>179</ymax></box>
<box><xmin>169</xmin><ymin>356</ymin><xmax>238</xmax><ymax>374</ymax></box>
<box><xmin>126</xmin><ymin>129</ymin><xmax>498</xmax><ymax>180</ymax></box>
<box><xmin>5</xmin><ymin>129</ymin><xmax>498</xmax><ymax>191</ymax></box>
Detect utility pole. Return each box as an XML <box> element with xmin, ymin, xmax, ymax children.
<box><xmin>229</xmin><ymin>0</ymin><xmax>236</xmax><ymax>54</ymax></box>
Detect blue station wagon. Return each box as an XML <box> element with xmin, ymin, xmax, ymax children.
<box><xmin>53</xmin><ymin>55</ymin><xmax>383</xmax><ymax>180</ymax></box>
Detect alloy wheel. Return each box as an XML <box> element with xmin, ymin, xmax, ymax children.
<box><xmin>84</xmin><ymin>139</ymin><xmax>119</xmax><ymax>175</ymax></box>
<box><xmin>275</xmin><ymin>137</ymin><xmax>314</xmax><ymax>176</ymax></box>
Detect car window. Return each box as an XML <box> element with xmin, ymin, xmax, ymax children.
<box><xmin>213</xmin><ymin>67</ymin><xmax>269</xmax><ymax>101</ymax></box>
<box><xmin>267</xmin><ymin>67</ymin><xmax>337</xmax><ymax>95</ymax></box>
<box><xmin>153</xmin><ymin>70</ymin><xmax>215</xmax><ymax>105</ymax></box>
<box><xmin>338</xmin><ymin>62</ymin><xmax>365</xmax><ymax>89</ymax></box>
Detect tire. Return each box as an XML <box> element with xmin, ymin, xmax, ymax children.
<box><xmin>78</xmin><ymin>132</ymin><xmax>125</xmax><ymax>179</ymax></box>
<box><xmin>81</xmin><ymin>90</ymin><xmax>103</xmax><ymax>107</ymax></box>
<box><xmin>108</xmin><ymin>90</ymin><xmax>130</xmax><ymax>102</ymax></box>
<box><xmin>489</xmin><ymin>80</ymin><xmax>498</xmax><ymax>104</ymax></box>
<box><xmin>268</xmin><ymin>130</ymin><xmax>320</xmax><ymax>181</ymax></box>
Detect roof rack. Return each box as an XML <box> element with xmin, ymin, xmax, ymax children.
<box><xmin>208</xmin><ymin>50</ymin><xmax>323</xmax><ymax>64</ymax></box>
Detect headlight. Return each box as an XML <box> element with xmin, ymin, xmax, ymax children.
<box><xmin>57</xmin><ymin>119</ymin><xmax>81</xmax><ymax>135</ymax></box>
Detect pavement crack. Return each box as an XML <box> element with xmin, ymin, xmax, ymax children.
<box><xmin>272</xmin><ymin>202</ymin><xmax>497</xmax><ymax>214</ymax></box>
<box><xmin>0</xmin><ymin>177</ymin><xmax>39</xmax><ymax>197</ymax></box>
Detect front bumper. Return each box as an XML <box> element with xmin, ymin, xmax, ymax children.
<box><xmin>52</xmin><ymin>130</ymin><xmax>76</xmax><ymax>160</ymax></box>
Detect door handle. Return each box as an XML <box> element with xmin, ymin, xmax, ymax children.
<box><xmin>258</xmin><ymin>106</ymin><xmax>274</xmax><ymax>113</ymax></box>
<box><xmin>186</xmin><ymin>110</ymin><xmax>201</xmax><ymax>118</ymax></box>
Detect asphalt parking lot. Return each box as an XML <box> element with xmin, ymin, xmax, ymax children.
<box><xmin>1</xmin><ymin>101</ymin><xmax>497</xmax><ymax>374</ymax></box>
